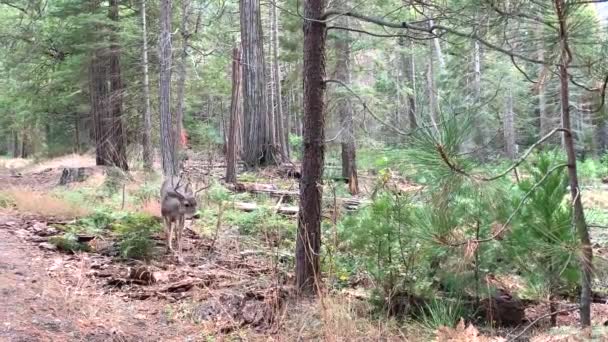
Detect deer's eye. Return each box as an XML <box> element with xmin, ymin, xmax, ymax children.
<box><xmin>184</xmin><ymin>203</ymin><xmax>190</xmax><ymax>207</ymax></box>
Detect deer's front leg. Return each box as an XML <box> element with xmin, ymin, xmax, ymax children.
<box><xmin>165</xmin><ymin>217</ymin><xmax>175</xmax><ymax>252</ymax></box>
<box><xmin>176</xmin><ymin>216</ymin><xmax>185</xmax><ymax>262</ymax></box>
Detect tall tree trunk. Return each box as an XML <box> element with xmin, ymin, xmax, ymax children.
<box><xmin>240</xmin><ymin>0</ymin><xmax>279</xmax><ymax>167</ymax></box>
<box><xmin>473</xmin><ymin>41</ymin><xmax>481</xmax><ymax>100</ymax></box>
<box><xmin>537</xmin><ymin>22</ymin><xmax>550</xmax><ymax>139</ymax></box>
<box><xmin>399</xmin><ymin>37</ymin><xmax>417</xmax><ymax>130</ymax></box>
<box><xmin>90</xmin><ymin>49</ymin><xmax>111</xmax><ymax>166</ymax></box>
<box><xmin>20</xmin><ymin>130</ymin><xmax>28</xmax><ymax>158</ymax></box>
<box><xmin>175</xmin><ymin>0</ymin><xmax>191</xmax><ymax>150</ymax></box>
<box><xmin>159</xmin><ymin>0</ymin><xmax>176</xmax><ymax>176</ymax></box>
<box><xmin>296</xmin><ymin>0</ymin><xmax>326</xmax><ymax>294</ymax></box>
<box><xmin>108</xmin><ymin>0</ymin><xmax>128</xmax><ymax>170</ymax></box>
<box><xmin>427</xmin><ymin>40</ymin><xmax>439</xmax><ymax>130</ymax></box>
<box><xmin>140</xmin><ymin>0</ymin><xmax>153</xmax><ymax>169</ymax></box>
<box><xmin>334</xmin><ymin>16</ymin><xmax>358</xmax><ymax>195</ymax></box>
<box><xmin>226</xmin><ymin>46</ymin><xmax>242</xmax><ymax>184</ymax></box>
<box><xmin>270</xmin><ymin>1</ymin><xmax>287</xmax><ymax>158</ymax></box>
<box><xmin>555</xmin><ymin>0</ymin><xmax>592</xmax><ymax>326</ymax></box>
<box><xmin>12</xmin><ymin>131</ymin><xmax>19</xmax><ymax>158</ymax></box>
<box><xmin>428</xmin><ymin>19</ymin><xmax>445</xmax><ymax>70</ymax></box>
<box><xmin>74</xmin><ymin>113</ymin><xmax>80</xmax><ymax>154</ymax></box>
<box><xmin>503</xmin><ymin>84</ymin><xmax>516</xmax><ymax>159</ymax></box>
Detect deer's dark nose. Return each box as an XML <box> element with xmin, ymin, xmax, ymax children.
<box><xmin>192</xmin><ymin>213</ymin><xmax>201</xmax><ymax>219</ymax></box>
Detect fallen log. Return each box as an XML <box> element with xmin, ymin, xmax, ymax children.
<box><xmin>227</xmin><ymin>182</ymin><xmax>299</xmax><ymax>198</ymax></box>
<box><xmin>233</xmin><ymin>202</ymin><xmax>299</xmax><ymax>215</ymax></box>
<box><xmin>228</xmin><ymin>182</ymin><xmax>370</xmax><ymax>211</ymax></box>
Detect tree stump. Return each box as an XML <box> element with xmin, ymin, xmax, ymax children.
<box><xmin>58</xmin><ymin>167</ymin><xmax>89</xmax><ymax>185</ymax></box>
<box><xmin>479</xmin><ymin>290</ymin><xmax>525</xmax><ymax>327</ymax></box>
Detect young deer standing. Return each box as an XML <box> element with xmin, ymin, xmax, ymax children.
<box><xmin>160</xmin><ymin>175</ymin><xmax>198</xmax><ymax>261</ymax></box>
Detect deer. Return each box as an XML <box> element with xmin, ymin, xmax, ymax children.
<box><xmin>160</xmin><ymin>175</ymin><xmax>203</xmax><ymax>261</ymax></box>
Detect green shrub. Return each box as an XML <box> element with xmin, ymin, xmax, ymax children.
<box><xmin>418</xmin><ymin>298</ymin><xmax>467</xmax><ymax>331</ymax></box>
<box><xmin>0</xmin><ymin>192</ymin><xmax>14</xmax><ymax>208</ymax></box>
<box><xmin>112</xmin><ymin>213</ymin><xmax>162</xmax><ymax>260</ymax></box>
<box><xmin>506</xmin><ymin>152</ymin><xmax>579</xmax><ymax>298</ymax></box>
<box><xmin>103</xmin><ymin>167</ymin><xmax>128</xmax><ymax>195</ymax></box>
<box><xmin>578</xmin><ymin>158</ymin><xmax>607</xmax><ymax>184</ymax></box>
<box><xmin>340</xmin><ymin>191</ymin><xmax>433</xmax><ymax>303</ymax></box>
<box><xmin>289</xmin><ymin>134</ymin><xmax>303</xmax><ymax>160</ymax></box>
<box><xmin>132</xmin><ymin>181</ymin><xmax>160</xmax><ymax>204</ymax></box>
<box><xmin>49</xmin><ymin>233</ymin><xmax>91</xmax><ymax>253</ymax></box>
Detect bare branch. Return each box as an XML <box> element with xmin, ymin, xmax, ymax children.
<box><xmin>506</xmin><ymin>306</ymin><xmax>579</xmax><ymax>342</ymax></box>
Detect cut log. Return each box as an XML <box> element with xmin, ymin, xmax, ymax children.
<box><xmin>58</xmin><ymin>167</ymin><xmax>90</xmax><ymax>185</ymax></box>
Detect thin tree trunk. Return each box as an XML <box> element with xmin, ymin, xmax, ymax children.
<box><xmin>473</xmin><ymin>41</ymin><xmax>481</xmax><ymax>100</ymax></box>
<box><xmin>296</xmin><ymin>0</ymin><xmax>326</xmax><ymax>294</ymax></box>
<box><xmin>226</xmin><ymin>46</ymin><xmax>242</xmax><ymax>184</ymax></box>
<box><xmin>159</xmin><ymin>0</ymin><xmax>176</xmax><ymax>176</ymax></box>
<box><xmin>271</xmin><ymin>1</ymin><xmax>287</xmax><ymax>158</ymax></box>
<box><xmin>108</xmin><ymin>0</ymin><xmax>128</xmax><ymax>171</ymax></box>
<box><xmin>334</xmin><ymin>15</ymin><xmax>358</xmax><ymax>195</ymax></box>
<box><xmin>429</xmin><ymin>19</ymin><xmax>445</xmax><ymax>70</ymax></box>
<box><xmin>90</xmin><ymin>49</ymin><xmax>111</xmax><ymax>166</ymax></box>
<box><xmin>427</xmin><ymin>41</ymin><xmax>439</xmax><ymax>130</ymax></box>
<box><xmin>175</xmin><ymin>0</ymin><xmax>191</xmax><ymax>150</ymax></box>
<box><xmin>399</xmin><ymin>37</ymin><xmax>417</xmax><ymax>130</ymax></box>
<box><xmin>555</xmin><ymin>0</ymin><xmax>592</xmax><ymax>326</ymax></box>
<box><xmin>537</xmin><ymin>22</ymin><xmax>550</xmax><ymax>139</ymax></box>
<box><xmin>74</xmin><ymin>113</ymin><xmax>80</xmax><ymax>154</ymax></box>
<box><xmin>503</xmin><ymin>84</ymin><xmax>516</xmax><ymax>159</ymax></box>
<box><xmin>20</xmin><ymin>130</ymin><xmax>28</xmax><ymax>158</ymax></box>
<box><xmin>141</xmin><ymin>0</ymin><xmax>153</xmax><ymax>169</ymax></box>
<box><xmin>240</xmin><ymin>0</ymin><xmax>279</xmax><ymax>167</ymax></box>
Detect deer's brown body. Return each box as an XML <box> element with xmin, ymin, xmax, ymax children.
<box><xmin>160</xmin><ymin>176</ymin><xmax>197</xmax><ymax>260</ymax></box>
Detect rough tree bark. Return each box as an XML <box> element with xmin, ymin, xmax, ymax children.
<box><xmin>398</xmin><ymin>36</ymin><xmax>417</xmax><ymax>129</ymax></box>
<box><xmin>159</xmin><ymin>0</ymin><xmax>176</xmax><ymax>176</ymax></box>
<box><xmin>503</xmin><ymin>83</ymin><xmax>516</xmax><ymax>159</ymax></box>
<box><xmin>536</xmin><ymin>21</ymin><xmax>550</xmax><ymax>139</ymax></box>
<box><xmin>175</xmin><ymin>0</ymin><xmax>193</xmax><ymax>150</ymax></box>
<box><xmin>108</xmin><ymin>0</ymin><xmax>128</xmax><ymax>170</ymax></box>
<box><xmin>270</xmin><ymin>1</ymin><xmax>288</xmax><ymax>158</ymax></box>
<box><xmin>427</xmin><ymin>39</ymin><xmax>439</xmax><ymax>130</ymax></box>
<box><xmin>555</xmin><ymin>0</ymin><xmax>592</xmax><ymax>326</ymax></box>
<box><xmin>296</xmin><ymin>0</ymin><xmax>326</xmax><ymax>294</ymax></box>
<box><xmin>240</xmin><ymin>0</ymin><xmax>280</xmax><ymax>167</ymax></box>
<box><xmin>90</xmin><ymin>49</ymin><xmax>111</xmax><ymax>166</ymax></box>
<box><xmin>226</xmin><ymin>46</ymin><xmax>242</xmax><ymax>184</ymax></box>
<box><xmin>333</xmin><ymin>15</ymin><xmax>358</xmax><ymax>195</ymax></box>
<box><xmin>140</xmin><ymin>0</ymin><xmax>153</xmax><ymax>169</ymax></box>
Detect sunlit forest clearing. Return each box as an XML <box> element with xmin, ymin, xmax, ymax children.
<box><xmin>3</xmin><ymin>0</ymin><xmax>608</xmax><ymax>341</ymax></box>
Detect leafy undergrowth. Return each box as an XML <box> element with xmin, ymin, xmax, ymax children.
<box><xmin>3</xmin><ymin>152</ymin><xmax>608</xmax><ymax>341</ymax></box>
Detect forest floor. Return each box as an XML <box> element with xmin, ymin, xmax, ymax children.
<box><xmin>2</xmin><ymin>154</ymin><xmax>608</xmax><ymax>341</ymax></box>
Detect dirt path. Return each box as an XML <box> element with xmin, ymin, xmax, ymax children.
<box><xmin>0</xmin><ymin>213</ymin><xmax>203</xmax><ymax>342</ymax></box>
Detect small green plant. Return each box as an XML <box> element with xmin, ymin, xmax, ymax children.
<box><xmin>49</xmin><ymin>232</ymin><xmax>91</xmax><ymax>253</ymax></box>
<box><xmin>289</xmin><ymin>134</ymin><xmax>303</xmax><ymax>160</ymax></box>
<box><xmin>0</xmin><ymin>192</ymin><xmax>14</xmax><ymax>208</ymax></box>
<box><xmin>340</xmin><ymin>190</ymin><xmax>434</xmax><ymax>308</ymax></box>
<box><xmin>132</xmin><ymin>182</ymin><xmax>160</xmax><ymax>205</ymax></box>
<box><xmin>418</xmin><ymin>298</ymin><xmax>466</xmax><ymax>331</ymax></box>
<box><xmin>506</xmin><ymin>152</ymin><xmax>579</xmax><ymax>302</ymax></box>
<box><xmin>112</xmin><ymin>213</ymin><xmax>162</xmax><ymax>260</ymax></box>
<box><xmin>102</xmin><ymin>167</ymin><xmax>127</xmax><ymax>195</ymax></box>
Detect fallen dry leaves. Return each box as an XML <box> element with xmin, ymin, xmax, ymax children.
<box><xmin>436</xmin><ymin>319</ymin><xmax>506</xmax><ymax>342</ymax></box>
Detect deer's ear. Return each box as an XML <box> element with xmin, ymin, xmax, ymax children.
<box><xmin>167</xmin><ymin>190</ymin><xmax>185</xmax><ymax>200</ymax></box>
